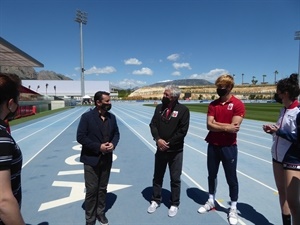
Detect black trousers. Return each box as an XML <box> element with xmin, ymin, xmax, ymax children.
<box><xmin>84</xmin><ymin>153</ymin><xmax>112</xmax><ymax>224</ymax></box>
<box><xmin>207</xmin><ymin>144</ymin><xmax>238</xmax><ymax>201</ymax></box>
<box><xmin>152</xmin><ymin>150</ymin><xmax>183</xmax><ymax>206</ymax></box>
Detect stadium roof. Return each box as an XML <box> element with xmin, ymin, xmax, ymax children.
<box><xmin>0</xmin><ymin>37</ymin><xmax>44</xmax><ymax>67</ymax></box>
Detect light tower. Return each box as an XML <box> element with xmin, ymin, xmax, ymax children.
<box><xmin>75</xmin><ymin>9</ymin><xmax>88</xmax><ymax>97</ymax></box>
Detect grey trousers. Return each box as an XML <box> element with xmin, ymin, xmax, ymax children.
<box><xmin>84</xmin><ymin>153</ymin><xmax>112</xmax><ymax>224</ymax></box>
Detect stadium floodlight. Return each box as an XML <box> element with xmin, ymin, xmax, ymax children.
<box><xmin>75</xmin><ymin>10</ymin><xmax>88</xmax><ymax>98</ymax></box>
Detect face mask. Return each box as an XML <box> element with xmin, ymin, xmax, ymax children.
<box><xmin>101</xmin><ymin>103</ymin><xmax>112</xmax><ymax>112</ymax></box>
<box><xmin>5</xmin><ymin>104</ymin><xmax>19</xmax><ymax>121</ymax></box>
<box><xmin>274</xmin><ymin>93</ymin><xmax>282</xmax><ymax>104</ymax></box>
<box><xmin>161</xmin><ymin>97</ymin><xmax>171</xmax><ymax>105</ymax></box>
<box><xmin>217</xmin><ymin>88</ymin><xmax>228</xmax><ymax>97</ymax></box>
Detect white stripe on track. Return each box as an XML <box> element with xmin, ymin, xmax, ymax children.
<box><xmin>16</xmin><ymin>108</ymin><xmax>85</xmax><ymax>143</ymax></box>
<box><xmin>22</xmin><ymin>112</ymin><xmax>84</xmax><ymax>168</ymax></box>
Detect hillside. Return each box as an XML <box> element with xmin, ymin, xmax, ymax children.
<box><xmin>148</xmin><ymin>79</ymin><xmax>212</xmax><ymax>87</ymax></box>
<box><xmin>129</xmin><ymin>81</ymin><xmax>276</xmax><ymax>100</ymax></box>
<box><xmin>0</xmin><ymin>66</ymin><xmax>72</xmax><ymax>80</ymax></box>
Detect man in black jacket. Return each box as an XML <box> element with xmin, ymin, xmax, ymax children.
<box><xmin>148</xmin><ymin>85</ymin><xmax>190</xmax><ymax>217</ymax></box>
<box><xmin>77</xmin><ymin>91</ymin><xmax>120</xmax><ymax>225</ymax></box>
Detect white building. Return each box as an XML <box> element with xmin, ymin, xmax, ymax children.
<box><xmin>21</xmin><ymin>80</ymin><xmax>117</xmax><ymax>99</ymax></box>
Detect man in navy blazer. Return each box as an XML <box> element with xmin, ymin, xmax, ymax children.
<box><xmin>77</xmin><ymin>91</ymin><xmax>120</xmax><ymax>225</ymax></box>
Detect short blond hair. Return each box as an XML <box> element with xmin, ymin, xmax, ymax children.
<box><xmin>215</xmin><ymin>74</ymin><xmax>234</xmax><ymax>89</ymax></box>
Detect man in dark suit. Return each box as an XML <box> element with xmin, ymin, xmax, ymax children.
<box><xmin>77</xmin><ymin>91</ymin><xmax>120</xmax><ymax>225</ymax></box>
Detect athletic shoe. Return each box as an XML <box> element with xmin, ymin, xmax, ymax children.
<box><xmin>228</xmin><ymin>208</ymin><xmax>238</xmax><ymax>225</ymax></box>
<box><xmin>168</xmin><ymin>206</ymin><xmax>178</xmax><ymax>217</ymax></box>
<box><xmin>97</xmin><ymin>213</ymin><xmax>109</xmax><ymax>225</ymax></box>
<box><xmin>197</xmin><ymin>201</ymin><xmax>215</xmax><ymax>213</ymax></box>
<box><xmin>147</xmin><ymin>201</ymin><xmax>159</xmax><ymax>213</ymax></box>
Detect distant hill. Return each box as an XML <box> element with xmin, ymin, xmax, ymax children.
<box><xmin>0</xmin><ymin>66</ymin><xmax>72</xmax><ymax>80</ymax></box>
<box><xmin>148</xmin><ymin>79</ymin><xmax>212</xmax><ymax>87</ymax></box>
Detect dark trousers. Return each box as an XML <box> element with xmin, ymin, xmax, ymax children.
<box><xmin>152</xmin><ymin>150</ymin><xmax>183</xmax><ymax>206</ymax></box>
<box><xmin>207</xmin><ymin>144</ymin><xmax>238</xmax><ymax>201</ymax></box>
<box><xmin>84</xmin><ymin>153</ymin><xmax>112</xmax><ymax>224</ymax></box>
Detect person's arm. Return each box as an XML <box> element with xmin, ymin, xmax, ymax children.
<box><xmin>207</xmin><ymin>116</ymin><xmax>241</xmax><ymax>133</ymax></box>
<box><xmin>276</xmin><ymin>128</ymin><xmax>297</xmax><ymax>142</ymax></box>
<box><xmin>108</xmin><ymin>115</ymin><xmax>120</xmax><ymax>150</ymax></box>
<box><xmin>0</xmin><ymin>169</ymin><xmax>25</xmax><ymax>225</ymax></box>
<box><xmin>167</xmin><ymin>107</ymin><xmax>190</xmax><ymax>144</ymax></box>
<box><xmin>149</xmin><ymin>106</ymin><xmax>161</xmax><ymax>141</ymax></box>
<box><xmin>76</xmin><ymin>113</ymin><xmax>101</xmax><ymax>154</ymax></box>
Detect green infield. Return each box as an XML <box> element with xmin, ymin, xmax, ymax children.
<box><xmin>144</xmin><ymin>103</ymin><xmax>283</xmax><ymax>122</ymax></box>
<box><xmin>9</xmin><ymin>107</ymin><xmax>74</xmax><ymax>126</ymax></box>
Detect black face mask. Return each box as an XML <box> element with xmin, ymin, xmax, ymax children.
<box><xmin>101</xmin><ymin>103</ymin><xmax>112</xmax><ymax>112</ymax></box>
<box><xmin>217</xmin><ymin>88</ymin><xmax>228</xmax><ymax>97</ymax></box>
<box><xmin>5</xmin><ymin>105</ymin><xmax>19</xmax><ymax>121</ymax></box>
<box><xmin>161</xmin><ymin>97</ymin><xmax>171</xmax><ymax>105</ymax></box>
<box><xmin>274</xmin><ymin>93</ymin><xmax>282</xmax><ymax>104</ymax></box>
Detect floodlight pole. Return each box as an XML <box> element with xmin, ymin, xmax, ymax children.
<box><xmin>75</xmin><ymin>10</ymin><xmax>87</xmax><ymax>97</ymax></box>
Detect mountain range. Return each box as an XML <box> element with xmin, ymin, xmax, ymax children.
<box><xmin>1</xmin><ymin>66</ymin><xmax>212</xmax><ymax>88</ymax></box>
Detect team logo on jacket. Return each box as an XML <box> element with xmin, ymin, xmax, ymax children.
<box><xmin>172</xmin><ymin>111</ymin><xmax>178</xmax><ymax>117</ymax></box>
<box><xmin>227</xmin><ymin>103</ymin><xmax>233</xmax><ymax>110</ymax></box>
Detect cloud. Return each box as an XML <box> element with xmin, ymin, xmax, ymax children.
<box><xmin>173</xmin><ymin>62</ymin><xmax>192</xmax><ymax>70</ymax></box>
<box><xmin>158</xmin><ymin>79</ymin><xmax>173</xmax><ymax>83</ymax></box>
<box><xmin>189</xmin><ymin>68</ymin><xmax>229</xmax><ymax>81</ymax></box>
<box><xmin>132</xmin><ymin>67</ymin><xmax>153</xmax><ymax>75</ymax></box>
<box><xmin>84</xmin><ymin>66</ymin><xmax>117</xmax><ymax>75</ymax></box>
<box><xmin>167</xmin><ymin>53</ymin><xmax>180</xmax><ymax>61</ymax></box>
<box><xmin>124</xmin><ymin>58</ymin><xmax>142</xmax><ymax>65</ymax></box>
<box><xmin>111</xmin><ymin>79</ymin><xmax>147</xmax><ymax>89</ymax></box>
<box><xmin>172</xmin><ymin>71</ymin><xmax>181</xmax><ymax>76</ymax></box>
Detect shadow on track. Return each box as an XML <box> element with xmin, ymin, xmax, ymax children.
<box><xmin>186</xmin><ymin>187</ymin><xmax>274</xmax><ymax>225</ymax></box>
<box><xmin>81</xmin><ymin>192</ymin><xmax>117</xmax><ymax>213</ymax></box>
<box><xmin>141</xmin><ymin>186</ymin><xmax>171</xmax><ymax>208</ymax></box>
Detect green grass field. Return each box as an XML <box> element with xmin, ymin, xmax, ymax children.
<box><xmin>145</xmin><ymin>103</ymin><xmax>282</xmax><ymax>122</ymax></box>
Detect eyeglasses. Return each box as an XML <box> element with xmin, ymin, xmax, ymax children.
<box><xmin>161</xmin><ymin>108</ymin><xmax>172</xmax><ymax>121</ymax></box>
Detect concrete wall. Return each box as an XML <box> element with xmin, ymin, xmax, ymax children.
<box><xmin>51</xmin><ymin>100</ymin><xmax>65</xmax><ymax>110</ymax></box>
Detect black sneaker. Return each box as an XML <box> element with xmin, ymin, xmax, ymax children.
<box><xmin>97</xmin><ymin>213</ymin><xmax>109</xmax><ymax>225</ymax></box>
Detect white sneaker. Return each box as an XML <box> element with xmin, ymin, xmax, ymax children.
<box><xmin>147</xmin><ymin>201</ymin><xmax>159</xmax><ymax>213</ymax></box>
<box><xmin>228</xmin><ymin>208</ymin><xmax>238</xmax><ymax>225</ymax></box>
<box><xmin>197</xmin><ymin>201</ymin><xmax>215</xmax><ymax>213</ymax></box>
<box><xmin>168</xmin><ymin>205</ymin><xmax>178</xmax><ymax>217</ymax></box>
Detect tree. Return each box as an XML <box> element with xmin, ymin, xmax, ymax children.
<box><xmin>46</xmin><ymin>83</ymin><xmax>49</xmax><ymax>95</ymax></box>
<box><xmin>251</xmin><ymin>76</ymin><xmax>258</xmax><ymax>85</ymax></box>
<box><xmin>36</xmin><ymin>85</ymin><xmax>40</xmax><ymax>92</ymax></box>
<box><xmin>54</xmin><ymin>85</ymin><xmax>56</xmax><ymax>96</ymax></box>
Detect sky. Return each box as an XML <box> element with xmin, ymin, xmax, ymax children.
<box><xmin>0</xmin><ymin>0</ymin><xmax>300</xmax><ymax>89</ymax></box>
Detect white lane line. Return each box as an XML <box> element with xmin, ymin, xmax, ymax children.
<box><xmin>12</xmin><ymin>107</ymin><xmax>84</xmax><ymax>133</ymax></box>
<box><xmin>16</xmin><ymin>108</ymin><xmax>83</xmax><ymax>143</ymax></box>
<box><xmin>22</xmin><ymin>114</ymin><xmax>83</xmax><ymax>168</ymax></box>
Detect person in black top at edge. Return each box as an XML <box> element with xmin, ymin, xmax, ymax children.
<box><xmin>77</xmin><ymin>91</ymin><xmax>120</xmax><ymax>225</ymax></box>
<box><xmin>0</xmin><ymin>73</ymin><xmax>25</xmax><ymax>225</ymax></box>
<box><xmin>147</xmin><ymin>85</ymin><xmax>190</xmax><ymax>217</ymax></box>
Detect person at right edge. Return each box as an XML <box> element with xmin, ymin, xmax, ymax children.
<box><xmin>262</xmin><ymin>73</ymin><xmax>300</xmax><ymax>225</ymax></box>
<box><xmin>77</xmin><ymin>91</ymin><xmax>120</xmax><ymax>225</ymax></box>
<box><xmin>197</xmin><ymin>74</ymin><xmax>245</xmax><ymax>225</ymax></box>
